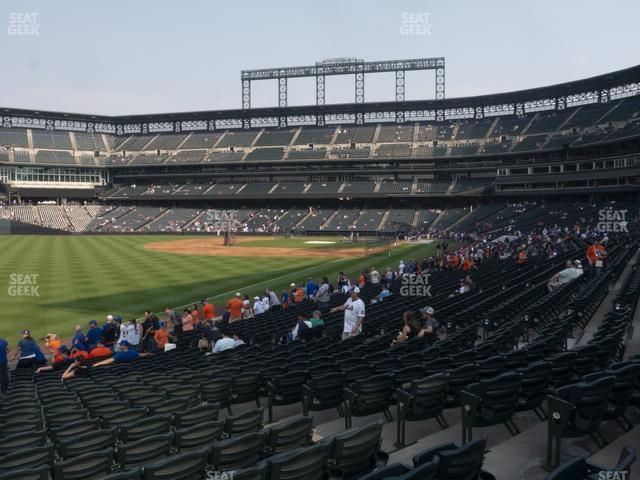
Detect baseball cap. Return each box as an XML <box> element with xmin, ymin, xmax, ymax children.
<box><xmin>235</xmin><ymin>292</ymin><xmax>241</xmax><ymax>297</ymax></box>
<box><xmin>201</xmin><ymin>298</ymin><xmax>207</xmax><ymax>303</ymax></box>
<box><xmin>119</xmin><ymin>340</ymin><xmax>130</xmax><ymax>347</ymax></box>
<box><xmin>106</xmin><ymin>315</ymin><xmax>113</xmax><ymax>321</ymax></box>
<box><xmin>254</xmin><ymin>296</ymin><xmax>260</xmax><ymax>300</ymax></box>
<box><xmin>290</xmin><ymin>283</ymin><xmax>296</xmax><ymax>287</ymax></box>
<box><xmin>21</xmin><ymin>329</ymin><xmax>30</xmax><ymax>335</ymax></box>
<box><xmin>350</xmin><ymin>286</ymin><xmax>360</xmax><ymax>294</ymax></box>
<box><xmin>420</xmin><ymin>306</ymin><xmax>435</xmax><ymax>315</ymax></box>
<box><xmin>312</xmin><ymin>310</ymin><xmax>321</xmax><ymax>316</ymax></box>
<box><xmin>58</xmin><ymin>345</ymin><xmax>70</xmax><ymax>354</ymax></box>
<box><xmin>89</xmin><ymin>320</ymin><xmax>98</xmax><ymax>325</ymax></box>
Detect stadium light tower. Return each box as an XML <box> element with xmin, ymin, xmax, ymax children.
<box><xmin>240</xmin><ymin>57</ymin><xmax>445</xmax><ymax>111</ymax></box>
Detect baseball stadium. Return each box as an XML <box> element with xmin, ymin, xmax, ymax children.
<box><xmin>0</xmin><ymin>2</ymin><xmax>639</xmax><ymax>480</ymax></box>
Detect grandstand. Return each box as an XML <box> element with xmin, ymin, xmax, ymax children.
<box><xmin>1</xmin><ymin>59</ymin><xmax>640</xmax><ymax>480</ymax></box>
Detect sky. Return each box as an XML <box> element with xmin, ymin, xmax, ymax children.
<box><xmin>1</xmin><ymin>0</ymin><xmax>639</xmax><ymax>116</ymax></box>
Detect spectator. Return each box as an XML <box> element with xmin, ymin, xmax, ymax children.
<box><xmin>261</xmin><ymin>293</ymin><xmax>270</xmax><ymax>311</ymax></box>
<box><xmin>89</xmin><ymin>342</ymin><xmax>112</xmax><ymax>359</ymax></box>
<box><xmin>267</xmin><ymin>288</ymin><xmax>281</xmax><ymax>310</ymax></box>
<box><xmin>191</xmin><ymin>304</ymin><xmax>200</xmax><ymax>326</ymax></box>
<box><xmin>370</xmin><ymin>268</ymin><xmax>380</xmax><ymax>285</ymax></box>
<box><xmin>391</xmin><ymin>311</ymin><xmax>422</xmax><ymax>345</ymax></box>
<box><xmin>315</xmin><ymin>277</ymin><xmax>331</xmax><ymax>310</ymax></box>
<box><xmin>86</xmin><ymin>320</ymin><xmax>103</xmax><ymax>350</ymax></box>
<box><xmin>164</xmin><ymin>307</ymin><xmax>181</xmax><ymax>334</ymax></box>
<box><xmin>119</xmin><ymin>318</ymin><xmax>142</xmax><ymax>349</ymax></box>
<box><xmin>306</xmin><ymin>277</ymin><xmax>318</xmax><ymax>299</ymax></box>
<box><xmin>309</xmin><ymin>310</ymin><xmax>324</xmax><ymax>328</ymax></box>
<box><xmin>35</xmin><ymin>345</ymin><xmax>74</xmax><ymax>374</ymax></box>
<box><xmin>417</xmin><ymin>306</ymin><xmax>438</xmax><ymax>343</ymax></box>
<box><xmin>233</xmin><ymin>332</ymin><xmax>245</xmax><ymax>347</ymax></box>
<box><xmin>102</xmin><ymin>315</ymin><xmax>118</xmax><ymax>347</ymax></box>
<box><xmin>202</xmin><ymin>299</ymin><xmax>215</xmax><ymax>322</ymax></box>
<box><xmin>72</xmin><ymin>325</ymin><xmax>87</xmax><ymax>352</ymax></box>
<box><xmin>44</xmin><ymin>333</ymin><xmax>61</xmax><ymax>360</ymax></box>
<box><xmin>372</xmin><ymin>285</ymin><xmax>391</xmax><ymax>304</ymax></box>
<box><xmin>154</xmin><ymin>321</ymin><xmax>173</xmax><ymax>351</ymax></box>
<box><xmin>94</xmin><ymin>341</ymin><xmax>149</xmax><ymax>366</ymax></box>
<box><xmin>182</xmin><ymin>309</ymin><xmax>194</xmax><ymax>332</ymax></box>
<box><xmin>338</xmin><ymin>272</ymin><xmax>350</xmax><ymax>293</ymax></box>
<box><xmin>587</xmin><ymin>239</ymin><xmax>607</xmax><ymax>277</ymax></box>
<box><xmin>332</xmin><ymin>286</ymin><xmax>365</xmax><ymax>341</ymax></box>
<box><xmin>292</xmin><ymin>283</ymin><xmax>304</xmax><ymax>303</ymax></box>
<box><xmin>548</xmin><ymin>260</ymin><xmax>583</xmax><ymax>292</ymax></box>
<box><xmin>227</xmin><ymin>293</ymin><xmax>244</xmax><ymax>323</ymax></box>
<box><xmin>197</xmin><ymin>332</ymin><xmax>210</xmax><ymax>353</ymax></box>
<box><xmin>240</xmin><ymin>299</ymin><xmax>253</xmax><ymax>320</ymax></box>
<box><xmin>15</xmin><ymin>330</ymin><xmax>38</xmax><ymax>369</ymax></box>
<box><xmin>62</xmin><ymin>356</ymin><xmax>91</xmax><ymax>381</ymax></box>
<box><xmin>70</xmin><ymin>347</ymin><xmax>89</xmax><ymax>360</ymax></box>
<box><xmin>142</xmin><ymin>312</ymin><xmax>160</xmax><ymax>352</ymax></box>
<box><xmin>253</xmin><ymin>296</ymin><xmax>266</xmax><ymax>315</ymax></box>
<box><xmin>210</xmin><ymin>329</ymin><xmax>236</xmax><ymax>354</ymax></box>
<box><xmin>287</xmin><ymin>312</ymin><xmax>312</xmax><ymax>343</ymax></box>
<box><xmin>0</xmin><ymin>337</ymin><xmax>9</xmax><ymax>393</ymax></box>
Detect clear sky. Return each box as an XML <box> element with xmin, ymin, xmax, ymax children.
<box><xmin>1</xmin><ymin>0</ymin><xmax>638</xmax><ymax>115</ymax></box>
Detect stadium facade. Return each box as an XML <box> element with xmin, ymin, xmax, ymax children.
<box><xmin>0</xmin><ymin>63</ymin><xmax>639</xmax><ymax>234</ymax></box>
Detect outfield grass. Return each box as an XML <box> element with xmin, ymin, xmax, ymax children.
<box><xmin>0</xmin><ymin>235</ymin><xmax>435</xmax><ymax>344</ymax></box>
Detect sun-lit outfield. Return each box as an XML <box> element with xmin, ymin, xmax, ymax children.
<box><xmin>0</xmin><ymin>235</ymin><xmax>436</xmax><ymax>344</ymax></box>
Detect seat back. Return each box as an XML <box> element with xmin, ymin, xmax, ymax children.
<box><xmin>53</xmin><ymin>448</ymin><xmax>114</xmax><ymax>480</ymax></box>
<box><xmin>437</xmin><ymin>438</ymin><xmax>488</xmax><ymax>480</ymax></box>
<box><xmin>102</xmin><ymin>408</ymin><xmax>148</xmax><ymax>428</ymax></box>
<box><xmin>352</xmin><ymin>375</ymin><xmax>394</xmax><ymax>414</ymax></box>
<box><xmin>208</xmin><ymin>431</ymin><xmax>267</xmax><ymax>471</ymax></box>
<box><xmin>407</xmin><ymin>374</ymin><xmax>449</xmax><ymax>419</ymax></box>
<box><xmin>224</xmin><ymin>408</ymin><xmax>264</xmax><ymax>436</ymax></box>
<box><xmin>544</xmin><ymin>457</ymin><xmax>588</xmax><ymax>480</ymax></box>
<box><xmin>141</xmin><ymin>448</ymin><xmax>208</xmax><ymax>480</ymax></box>
<box><xmin>0</xmin><ymin>444</ymin><xmax>55</xmax><ymax>474</ymax></box>
<box><xmin>119</xmin><ymin>415</ymin><xmax>172</xmax><ymax>443</ymax></box>
<box><xmin>554</xmin><ymin>375</ymin><xmax>616</xmax><ymax>434</ymax></box>
<box><xmin>267</xmin><ymin>442</ymin><xmax>329</xmax><ymax>480</ymax></box>
<box><xmin>265</xmin><ymin>416</ymin><xmax>313</xmax><ymax>454</ymax></box>
<box><xmin>0</xmin><ymin>465</ymin><xmax>50</xmax><ymax>480</ymax></box>
<box><xmin>0</xmin><ymin>430</ymin><xmax>47</xmax><ymax>456</ymax></box>
<box><xmin>58</xmin><ymin>428</ymin><xmax>117</xmax><ymax>459</ymax></box>
<box><xmin>231</xmin><ymin>372</ymin><xmax>261</xmax><ymax>403</ymax></box>
<box><xmin>173</xmin><ymin>420</ymin><xmax>225</xmax><ymax>451</ymax></box>
<box><xmin>172</xmin><ymin>403</ymin><xmax>219</xmax><ymax>429</ymax></box>
<box><xmin>200</xmin><ymin>378</ymin><xmax>232</xmax><ymax>406</ymax></box>
<box><xmin>472</xmin><ymin>372</ymin><xmax>522</xmax><ymax>421</ymax></box>
<box><xmin>329</xmin><ymin>421</ymin><xmax>383</xmax><ymax>477</ymax></box>
<box><xmin>516</xmin><ymin>361</ymin><xmax>551</xmax><ymax>410</ymax></box>
<box><xmin>116</xmin><ymin>432</ymin><xmax>173</xmax><ymax>468</ymax></box>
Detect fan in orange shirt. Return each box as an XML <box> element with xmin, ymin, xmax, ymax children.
<box><xmin>191</xmin><ymin>304</ymin><xmax>200</xmax><ymax>325</ymax></box>
<box><xmin>89</xmin><ymin>343</ymin><xmax>112</xmax><ymax>359</ymax></box>
<box><xmin>227</xmin><ymin>293</ymin><xmax>244</xmax><ymax>322</ymax></box>
<box><xmin>202</xmin><ymin>299</ymin><xmax>215</xmax><ymax>321</ymax></box>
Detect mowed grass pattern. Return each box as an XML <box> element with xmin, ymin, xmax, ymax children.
<box><xmin>0</xmin><ymin>235</ymin><xmax>435</xmax><ymax>344</ymax></box>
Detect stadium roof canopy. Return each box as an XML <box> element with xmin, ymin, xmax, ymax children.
<box><xmin>1</xmin><ymin>64</ymin><xmax>639</xmax><ymax>135</ymax></box>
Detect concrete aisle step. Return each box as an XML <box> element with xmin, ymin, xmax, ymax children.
<box><xmin>484</xmin><ymin>407</ymin><xmax>640</xmax><ymax>480</ymax></box>
<box><xmin>389</xmin><ymin>410</ymin><xmax>542</xmax><ymax>470</ymax></box>
<box><xmin>587</xmin><ymin>422</ymin><xmax>640</xmax><ymax>478</ymax></box>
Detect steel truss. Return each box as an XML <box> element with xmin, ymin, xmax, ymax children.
<box><xmin>240</xmin><ymin>57</ymin><xmax>446</xmax><ymax>117</ymax></box>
